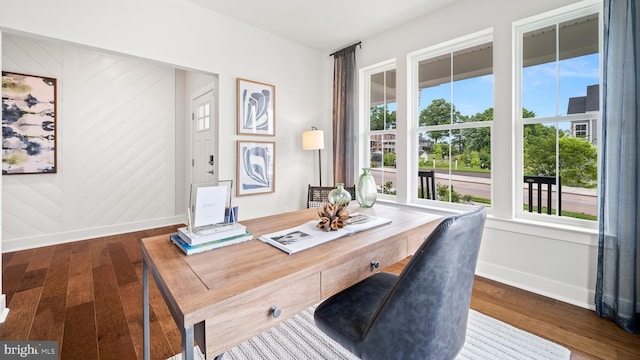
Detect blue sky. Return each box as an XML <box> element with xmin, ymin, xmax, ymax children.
<box><xmin>415</xmin><ymin>53</ymin><xmax>600</xmax><ymax>118</ymax></box>
<box><xmin>419</xmin><ymin>74</ymin><xmax>493</xmax><ymax>118</ymax></box>
<box><xmin>523</xmin><ymin>53</ymin><xmax>599</xmax><ymax>117</ymax></box>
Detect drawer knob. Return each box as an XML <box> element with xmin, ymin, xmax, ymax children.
<box><xmin>270</xmin><ymin>305</ymin><xmax>281</xmax><ymax>318</ymax></box>
<box><xmin>370</xmin><ymin>261</ymin><xmax>380</xmax><ymax>271</ymax></box>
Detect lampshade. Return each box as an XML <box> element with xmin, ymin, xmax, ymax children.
<box><xmin>302</xmin><ymin>129</ymin><xmax>325</xmax><ymax>150</ymax></box>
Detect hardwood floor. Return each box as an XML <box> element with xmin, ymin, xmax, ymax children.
<box><xmin>1</xmin><ymin>226</ymin><xmax>639</xmax><ymax>360</ymax></box>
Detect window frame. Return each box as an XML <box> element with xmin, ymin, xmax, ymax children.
<box><xmin>574</xmin><ymin>123</ymin><xmax>588</xmax><ymax>138</ymax></box>
<box><xmin>513</xmin><ymin>0</ymin><xmax>602</xmax><ymax>227</ymax></box>
<box><xmin>195</xmin><ymin>101</ymin><xmax>211</xmax><ymax>132</ymax></box>
<box><xmin>359</xmin><ymin>59</ymin><xmax>398</xmax><ymax>202</ymax></box>
<box><xmin>407</xmin><ymin>28</ymin><xmax>494</xmax><ymax>210</ymax></box>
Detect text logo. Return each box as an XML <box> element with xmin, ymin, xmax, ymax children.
<box><xmin>0</xmin><ymin>342</ymin><xmax>58</xmax><ymax>360</ymax></box>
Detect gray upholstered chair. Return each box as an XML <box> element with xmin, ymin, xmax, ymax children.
<box><xmin>314</xmin><ymin>206</ymin><xmax>486</xmax><ymax>360</ymax></box>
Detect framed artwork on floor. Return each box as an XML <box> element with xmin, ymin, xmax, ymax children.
<box><xmin>2</xmin><ymin>71</ymin><xmax>57</xmax><ymax>174</ymax></box>
<box><xmin>237</xmin><ymin>140</ymin><xmax>275</xmax><ymax>196</ymax></box>
<box><xmin>237</xmin><ymin>78</ymin><xmax>275</xmax><ymax>136</ymax></box>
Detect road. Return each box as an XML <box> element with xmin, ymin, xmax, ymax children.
<box><xmin>368</xmin><ymin>168</ymin><xmax>597</xmax><ymax>216</ymax></box>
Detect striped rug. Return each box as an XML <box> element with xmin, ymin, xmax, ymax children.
<box><xmin>169</xmin><ymin>307</ymin><xmax>570</xmax><ymax>360</ymax></box>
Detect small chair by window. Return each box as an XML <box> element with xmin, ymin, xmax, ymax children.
<box><xmin>314</xmin><ymin>206</ymin><xmax>486</xmax><ymax>359</ymax></box>
<box><xmin>418</xmin><ymin>170</ymin><xmax>436</xmax><ymax>200</ymax></box>
<box><xmin>524</xmin><ymin>176</ymin><xmax>561</xmax><ymax>215</ymax></box>
<box><xmin>307</xmin><ymin>184</ymin><xmax>356</xmax><ymax>208</ymax></box>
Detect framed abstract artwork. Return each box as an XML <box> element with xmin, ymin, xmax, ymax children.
<box><xmin>2</xmin><ymin>71</ymin><xmax>57</xmax><ymax>174</ymax></box>
<box><xmin>237</xmin><ymin>141</ymin><xmax>275</xmax><ymax>196</ymax></box>
<box><xmin>237</xmin><ymin>78</ymin><xmax>275</xmax><ymax>136</ymax></box>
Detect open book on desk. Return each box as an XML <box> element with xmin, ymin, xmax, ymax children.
<box><xmin>259</xmin><ymin>213</ymin><xmax>391</xmax><ymax>254</ymax></box>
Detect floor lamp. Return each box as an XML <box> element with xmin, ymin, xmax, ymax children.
<box><xmin>302</xmin><ymin>126</ymin><xmax>325</xmax><ymax>186</ymax></box>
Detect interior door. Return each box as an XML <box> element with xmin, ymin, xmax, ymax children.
<box><xmin>192</xmin><ymin>87</ymin><xmax>217</xmax><ymax>184</ymax></box>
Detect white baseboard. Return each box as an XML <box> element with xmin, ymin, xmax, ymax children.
<box><xmin>0</xmin><ymin>294</ymin><xmax>9</xmax><ymax>323</ymax></box>
<box><xmin>476</xmin><ymin>260</ymin><xmax>596</xmax><ymax>310</ymax></box>
<box><xmin>2</xmin><ymin>216</ymin><xmax>186</xmax><ymax>253</ymax></box>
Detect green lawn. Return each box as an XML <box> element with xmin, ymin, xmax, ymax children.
<box><xmin>419</xmin><ymin>194</ymin><xmax>597</xmax><ymax>221</ymax></box>
<box><xmin>522</xmin><ymin>206</ymin><xmax>597</xmax><ymax>221</ymax></box>
<box><xmin>420</xmin><ymin>160</ymin><xmax>491</xmax><ymax>174</ymax></box>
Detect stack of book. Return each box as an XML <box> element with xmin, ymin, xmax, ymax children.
<box><xmin>170</xmin><ymin>223</ymin><xmax>253</xmax><ymax>255</ymax></box>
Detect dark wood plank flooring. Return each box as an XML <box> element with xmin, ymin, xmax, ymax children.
<box><xmin>1</xmin><ymin>226</ymin><xmax>639</xmax><ymax>359</ymax></box>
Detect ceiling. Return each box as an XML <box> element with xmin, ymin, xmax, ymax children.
<box><xmin>188</xmin><ymin>0</ymin><xmax>463</xmax><ymax>53</ymax></box>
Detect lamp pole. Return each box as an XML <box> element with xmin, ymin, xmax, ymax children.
<box><xmin>318</xmin><ymin>148</ymin><xmax>322</xmax><ymax>186</ymax></box>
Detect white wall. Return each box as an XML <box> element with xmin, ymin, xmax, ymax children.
<box><xmin>357</xmin><ymin>0</ymin><xmax>599</xmax><ymax>309</ymax></box>
<box><xmin>2</xmin><ymin>34</ymin><xmax>179</xmax><ymax>251</ymax></box>
<box><xmin>0</xmin><ymin>0</ymin><xmax>330</xmax><ymax>252</ymax></box>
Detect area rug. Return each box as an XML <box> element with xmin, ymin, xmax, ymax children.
<box><xmin>168</xmin><ymin>307</ymin><xmax>570</xmax><ymax>360</ymax></box>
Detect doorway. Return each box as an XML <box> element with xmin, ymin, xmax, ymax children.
<box><xmin>191</xmin><ymin>85</ymin><xmax>217</xmax><ymax>184</ymax></box>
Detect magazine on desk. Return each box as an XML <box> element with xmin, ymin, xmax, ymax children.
<box><xmin>258</xmin><ymin>213</ymin><xmax>391</xmax><ymax>254</ymax></box>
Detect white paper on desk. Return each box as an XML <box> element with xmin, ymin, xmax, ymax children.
<box><xmin>345</xmin><ymin>213</ymin><xmax>392</xmax><ymax>233</ymax></box>
<box><xmin>259</xmin><ymin>221</ymin><xmax>350</xmax><ymax>254</ymax></box>
<box><xmin>193</xmin><ymin>186</ymin><xmax>227</xmax><ymax>227</ymax></box>
<box><xmin>259</xmin><ymin>215</ymin><xmax>392</xmax><ymax>254</ymax></box>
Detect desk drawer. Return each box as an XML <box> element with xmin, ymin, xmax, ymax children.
<box><xmin>321</xmin><ymin>236</ymin><xmax>407</xmax><ymax>298</ymax></box>
<box><xmin>203</xmin><ymin>272</ymin><xmax>320</xmax><ymax>357</ymax></box>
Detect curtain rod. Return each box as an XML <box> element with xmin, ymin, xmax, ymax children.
<box><xmin>329</xmin><ymin>41</ymin><xmax>362</xmax><ymax>57</ymax></box>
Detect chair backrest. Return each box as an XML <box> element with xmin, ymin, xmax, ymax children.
<box><xmin>345</xmin><ymin>185</ymin><xmax>356</xmax><ymax>200</ymax></box>
<box><xmin>524</xmin><ymin>176</ymin><xmax>561</xmax><ymax>215</ymax></box>
<box><xmin>362</xmin><ymin>206</ymin><xmax>486</xmax><ymax>360</ymax></box>
<box><xmin>307</xmin><ymin>185</ymin><xmax>356</xmax><ymax>208</ymax></box>
<box><xmin>418</xmin><ymin>170</ymin><xmax>436</xmax><ymax>200</ymax></box>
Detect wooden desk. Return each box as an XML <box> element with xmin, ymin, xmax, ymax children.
<box><xmin>142</xmin><ymin>203</ymin><xmax>441</xmax><ymax>360</ymax></box>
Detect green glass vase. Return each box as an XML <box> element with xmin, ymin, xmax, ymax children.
<box><xmin>356</xmin><ymin>168</ymin><xmax>377</xmax><ymax>208</ymax></box>
<box><xmin>328</xmin><ymin>183</ymin><xmax>352</xmax><ymax>206</ymax></box>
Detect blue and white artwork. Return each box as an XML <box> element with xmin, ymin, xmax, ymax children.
<box><xmin>2</xmin><ymin>72</ymin><xmax>57</xmax><ymax>174</ymax></box>
<box><xmin>237</xmin><ymin>78</ymin><xmax>275</xmax><ymax>136</ymax></box>
<box><xmin>237</xmin><ymin>141</ymin><xmax>275</xmax><ymax>196</ymax></box>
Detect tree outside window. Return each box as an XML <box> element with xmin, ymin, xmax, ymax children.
<box><xmin>415</xmin><ymin>38</ymin><xmax>493</xmax><ymax>206</ymax></box>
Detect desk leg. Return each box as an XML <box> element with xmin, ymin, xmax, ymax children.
<box><xmin>182</xmin><ymin>325</ymin><xmax>194</xmax><ymax>360</ymax></box>
<box><xmin>142</xmin><ymin>256</ymin><xmax>194</xmax><ymax>360</ymax></box>
<box><xmin>143</xmin><ymin>258</ymin><xmax>150</xmax><ymax>360</ymax></box>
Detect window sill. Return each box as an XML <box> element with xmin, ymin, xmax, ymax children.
<box><xmin>486</xmin><ymin>216</ymin><xmax>598</xmax><ymax>247</ymax></box>
<box><xmin>379</xmin><ymin>199</ymin><xmax>599</xmax><ymax>247</ymax></box>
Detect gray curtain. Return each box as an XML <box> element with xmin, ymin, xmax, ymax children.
<box><xmin>596</xmin><ymin>0</ymin><xmax>640</xmax><ymax>334</ymax></box>
<box><xmin>332</xmin><ymin>45</ymin><xmax>358</xmax><ymax>186</ymax></box>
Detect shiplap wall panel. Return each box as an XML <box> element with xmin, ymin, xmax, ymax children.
<box><xmin>2</xmin><ymin>35</ymin><xmax>62</xmax><ymax>77</ymax></box>
<box><xmin>2</xmin><ymin>35</ymin><xmax>65</xmax><ymax>240</ymax></box>
<box><xmin>73</xmin><ymin>48</ymin><xmax>175</xmax><ymax>229</ymax></box>
<box><xmin>2</xmin><ymin>34</ymin><xmax>177</xmax><ymax>248</ymax></box>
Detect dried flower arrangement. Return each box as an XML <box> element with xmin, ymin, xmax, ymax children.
<box><xmin>316</xmin><ymin>202</ymin><xmax>350</xmax><ymax>231</ymax></box>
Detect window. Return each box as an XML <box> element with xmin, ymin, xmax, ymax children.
<box><xmin>195</xmin><ymin>102</ymin><xmax>210</xmax><ymax>131</ymax></box>
<box><xmin>363</xmin><ymin>61</ymin><xmax>397</xmax><ymax>198</ymax></box>
<box><xmin>410</xmin><ymin>30</ymin><xmax>493</xmax><ymax>207</ymax></box>
<box><xmin>515</xmin><ymin>1</ymin><xmax>601</xmax><ymax>222</ymax></box>
<box><xmin>573</xmin><ymin>123</ymin><xmax>588</xmax><ymax>138</ymax></box>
